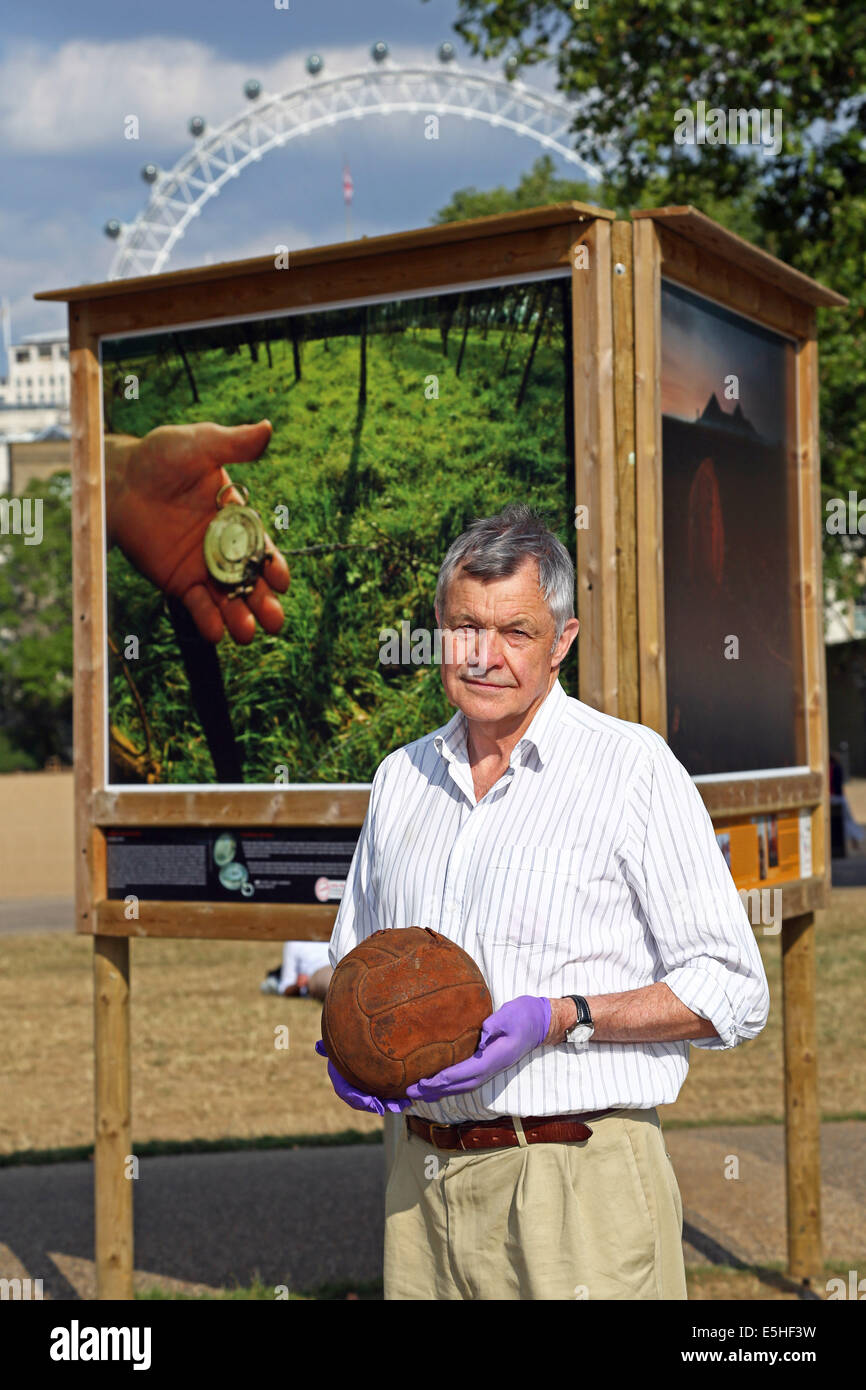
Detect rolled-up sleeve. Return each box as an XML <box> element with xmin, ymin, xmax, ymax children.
<box><xmin>629</xmin><ymin>733</ymin><xmax>771</xmax><ymax>1050</ymax></box>
<box><xmin>328</xmin><ymin>759</ymin><xmax>386</xmax><ymax>968</ymax></box>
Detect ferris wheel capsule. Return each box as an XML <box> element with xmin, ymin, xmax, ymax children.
<box><xmin>438</xmin><ymin>42</ymin><xmax>456</xmax><ymax>64</ymax></box>
<box><xmin>141</xmin><ymin>163</ymin><xmax>159</xmax><ymax>184</ymax></box>
<box><xmin>104</xmin><ymin>219</ymin><xmax>122</xmax><ymax>239</ymax></box>
<box><xmin>244</xmin><ymin>78</ymin><xmax>262</xmax><ymax>100</ymax></box>
<box><xmin>371</xmin><ymin>41</ymin><xmax>389</xmax><ymax>63</ymax></box>
<box><xmin>189</xmin><ymin>116</ymin><xmax>206</xmax><ymax>137</ymax></box>
<box><xmin>306</xmin><ymin>53</ymin><xmax>324</xmax><ymax>76</ymax></box>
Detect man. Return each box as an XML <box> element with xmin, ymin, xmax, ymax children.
<box><xmin>261</xmin><ymin>939</ymin><xmax>333</xmax><ymax>998</ymax></box>
<box><xmin>318</xmin><ymin>503</ymin><xmax>770</xmax><ymax>1301</ymax></box>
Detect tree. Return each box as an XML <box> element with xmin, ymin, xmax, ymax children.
<box><xmin>358</xmin><ymin>304</ymin><xmax>368</xmax><ymax>407</ymax></box>
<box><xmin>440</xmin><ymin>2</ymin><xmax>866</xmax><ymax>214</ymax></box>
<box><xmin>429</xmin><ymin>1</ymin><xmax>866</xmax><ymax>598</ymax></box>
<box><xmin>0</xmin><ymin>474</ymin><xmax>74</xmax><ymax>767</ymax></box>
<box><xmin>433</xmin><ymin>153</ymin><xmax>602</xmax><ymax>223</ymax></box>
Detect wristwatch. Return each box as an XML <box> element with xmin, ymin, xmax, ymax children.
<box><xmin>564</xmin><ymin>994</ymin><xmax>594</xmax><ymax>1047</ymax></box>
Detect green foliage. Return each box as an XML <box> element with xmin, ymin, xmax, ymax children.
<box><xmin>434</xmin><ymin>0</ymin><xmax>866</xmax><ymax>599</ymax></box>
<box><xmin>443</xmin><ymin>1</ymin><xmax>866</xmax><ymax>210</ymax></box>
<box><xmin>433</xmin><ymin>153</ymin><xmax>603</xmax><ymax>222</ymax></box>
<box><xmin>0</xmin><ymin>474</ymin><xmax>73</xmax><ymax>765</ymax></box>
<box><xmin>104</xmin><ymin>287</ymin><xmax>577</xmax><ymax>783</ymax></box>
<box><xmin>0</xmin><ymin>728</ymin><xmax>39</xmax><ymax>773</ymax></box>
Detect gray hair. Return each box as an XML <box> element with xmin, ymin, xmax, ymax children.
<box><xmin>435</xmin><ymin>503</ymin><xmax>575</xmax><ymax>642</ymax></box>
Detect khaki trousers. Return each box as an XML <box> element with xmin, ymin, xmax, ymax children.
<box><xmin>384</xmin><ymin>1108</ymin><xmax>687</xmax><ymax>1300</ymax></box>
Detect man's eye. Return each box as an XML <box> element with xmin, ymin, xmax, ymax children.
<box><xmin>509</xmin><ymin>630</ymin><xmax>529</xmax><ymax>638</ymax></box>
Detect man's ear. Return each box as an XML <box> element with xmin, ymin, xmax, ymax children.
<box><xmin>551</xmin><ymin>617</ymin><xmax>580</xmax><ymax>669</ymax></box>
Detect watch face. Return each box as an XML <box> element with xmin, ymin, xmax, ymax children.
<box><xmin>570</xmin><ymin>1023</ymin><xmax>594</xmax><ymax>1046</ymax></box>
<box><xmin>203</xmin><ymin>505</ymin><xmax>266</xmax><ymax>589</ymax></box>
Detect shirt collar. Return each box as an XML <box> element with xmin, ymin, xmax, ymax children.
<box><xmin>433</xmin><ymin>678</ymin><xmax>566</xmax><ymax>770</ymax></box>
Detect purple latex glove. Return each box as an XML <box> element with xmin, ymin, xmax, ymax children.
<box><xmin>315</xmin><ymin>1040</ymin><xmax>413</xmax><ymax>1116</ymax></box>
<box><xmin>404</xmin><ymin>995</ymin><xmax>552</xmax><ymax>1102</ymax></box>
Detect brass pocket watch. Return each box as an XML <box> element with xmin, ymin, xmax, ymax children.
<box><xmin>203</xmin><ymin>482</ymin><xmax>269</xmax><ymax>599</ymax></box>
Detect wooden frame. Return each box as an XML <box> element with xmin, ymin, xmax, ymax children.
<box><xmin>610</xmin><ymin>220</ymin><xmax>639</xmax><ymax>723</ymax></box>
<box><xmin>633</xmin><ymin>218</ymin><xmax>666</xmax><ymax>737</ymax></box>
<box><xmin>631</xmin><ymin>207</ymin><xmax>846</xmax><ymax>1286</ymax></box>
<box><xmin>39</xmin><ymin>205</ymin><xmax>611</xmax><ymax>946</ymax></box>
<box><xmin>630</xmin><ymin>208</ymin><xmax>845</xmax><ymax>917</ymax></box>
<box><xmin>572</xmin><ymin>217</ymin><xmax>618</xmax><ymax>713</ymax></box>
<box><xmin>37</xmin><ymin>202</ymin><xmax>845</xmax><ymax>1296</ymax></box>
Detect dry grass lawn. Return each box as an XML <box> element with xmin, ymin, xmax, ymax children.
<box><xmin>1</xmin><ymin>887</ymin><xmax>864</xmax><ymax>1155</ymax></box>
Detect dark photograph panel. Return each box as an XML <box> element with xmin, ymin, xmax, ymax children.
<box><xmin>661</xmin><ymin>281</ymin><xmax>804</xmax><ymax>775</ymax></box>
<box><xmin>100</xmin><ymin>277</ymin><xmax>576</xmax><ymax>785</ymax></box>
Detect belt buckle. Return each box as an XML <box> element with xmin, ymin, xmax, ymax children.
<box><xmin>429</xmin><ymin>1121</ymin><xmax>461</xmax><ymax>1151</ymax></box>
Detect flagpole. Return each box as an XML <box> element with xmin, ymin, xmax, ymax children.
<box><xmin>343</xmin><ymin>157</ymin><xmax>353</xmax><ymax>241</ymax></box>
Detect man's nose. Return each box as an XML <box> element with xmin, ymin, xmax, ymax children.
<box><xmin>468</xmin><ymin>628</ymin><xmax>502</xmax><ymax>671</ymax></box>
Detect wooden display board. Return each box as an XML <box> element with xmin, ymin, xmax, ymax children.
<box><xmin>36</xmin><ymin>202</ymin><xmax>846</xmax><ymax>1298</ymax></box>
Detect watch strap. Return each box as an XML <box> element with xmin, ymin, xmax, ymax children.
<box><xmin>565</xmin><ymin>994</ymin><xmax>592</xmax><ymax>1034</ymax></box>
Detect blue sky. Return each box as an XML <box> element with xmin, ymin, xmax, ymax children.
<box><xmin>0</xmin><ymin>0</ymin><xmax>586</xmax><ymax>378</ymax></box>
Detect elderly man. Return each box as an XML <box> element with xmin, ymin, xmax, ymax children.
<box><xmin>318</xmin><ymin>503</ymin><xmax>770</xmax><ymax>1301</ymax></box>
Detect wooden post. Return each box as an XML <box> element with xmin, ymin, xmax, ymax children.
<box><xmin>94</xmin><ymin>935</ymin><xmax>133</xmax><ymax>1299</ymax></box>
<box><xmin>571</xmin><ymin>218</ymin><xmax>619</xmax><ymax>714</ymax></box>
<box><xmin>631</xmin><ymin>217</ymin><xmax>666</xmax><ymax>737</ymax></box>
<box><xmin>780</xmin><ymin>911</ymin><xmax>822</xmax><ymax>1284</ymax></box>
<box><xmin>610</xmin><ymin>220</ymin><xmax>638</xmax><ymax>724</ymax></box>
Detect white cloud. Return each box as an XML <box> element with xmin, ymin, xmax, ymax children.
<box><xmin>0</xmin><ymin>32</ymin><xmax>573</xmax><ymax>353</ymax></box>
<box><xmin>0</xmin><ymin>37</ymin><xmax>471</xmax><ymax>155</ymax></box>
<box><xmin>178</xmin><ymin>213</ymin><xmax>399</xmax><ymax>271</ymax></box>
<box><xmin>0</xmin><ymin>208</ymin><xmax>109</xmax><ymax>333</ymax></box>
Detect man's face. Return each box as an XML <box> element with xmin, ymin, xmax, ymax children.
<box><xmin>436</xmin><ymin>556</ymin><xmax>579</xmax><ymax>728</ymax></box>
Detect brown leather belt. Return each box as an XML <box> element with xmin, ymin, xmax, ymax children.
<box><xmin>406</xmin><ymin>1109</ymin><xmax>617</xmax><ymax>1151</ymax></box>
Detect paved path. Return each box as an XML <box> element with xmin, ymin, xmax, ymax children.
<box><xmin>1</xmin><ymin>1120</ymin><xmax>863</xmax><ymax>1299</ymax></box>
<box><xmin>0</xmin><ymin>897</ymin><xmax>74</xmax><ymax>935</ymax></box>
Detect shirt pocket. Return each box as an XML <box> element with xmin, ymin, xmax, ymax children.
<box><xmin>478</xmin><ymin>843</ymin><xmax>585</xmax><ymax>951</ymax></box>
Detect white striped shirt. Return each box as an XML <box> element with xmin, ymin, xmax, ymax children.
<box><xmin>329</xmin><ymin>678</ymin><xmax>770</xmax><ymax>1123</ymax></box>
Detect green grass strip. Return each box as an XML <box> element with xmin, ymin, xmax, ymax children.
<box><xmin>3</xmin><ymin>1111</ymin><xmax>866</xmax><ymax>1168</ymax></box>
<box><xmin>0</xmin><ymin>1128</ymin><xmax>384</xmax><ymax>1168</ymax></box>
<box><xmin>136</xmin><ymin>1276</ymin><xmax>384</xmax><ymax>1301</ymax></box>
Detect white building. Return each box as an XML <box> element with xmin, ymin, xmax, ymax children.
<box><xmin>0</xmin><ymin>330</ymin><xmax>70</xmax><ymax>490</ymax></box>
<box><xmin>0</xmin><ymin>328</ymin><xmax>70</xmax><ymax>419</ymax></box>
<box><xmin>0</xmin><ymin>329</ymin><xmax>69</xmax><ymax>406</ymax></box>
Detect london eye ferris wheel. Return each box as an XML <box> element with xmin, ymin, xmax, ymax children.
<box><xmin>103</xmin><ymin>39</ymin><xmax>606</xmax><ymax>279</ymax></box>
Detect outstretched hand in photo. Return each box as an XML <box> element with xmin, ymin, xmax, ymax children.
<box><xmin>104</xmin><ymin>419</ymin><xmax>290</xmax><ymax>644</ymax></box>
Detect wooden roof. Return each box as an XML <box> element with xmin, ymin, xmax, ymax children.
<box><xmin>34</xmin><ymin>202</ymin><xmax>614</xmax><ymax>304</ymax></box>
<box><xmin>632</xmin><ymin>205</ymin><xmax>847</xmax><ymax>308</ymax></box>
